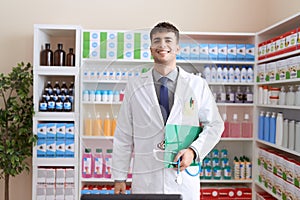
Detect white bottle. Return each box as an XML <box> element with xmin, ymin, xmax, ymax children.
<box><xmin>109</xmin><ymin>69</ymin><xmax>115</xmax><ymax>80</ymax></box>
<box><xmin>258</xmin><ymin>86</ymin><xmax>263</xmax><ymax>105</ymax></box>
<box><xmin>89</xmin><ymin>90</ymin><xmax>95</xmax><ymax>102</ymax></box>
<box><xmin>295</xmin><ymin>121</ymin><xmax>300</xmax><ymax>153</ymax></box>
<box><xmin>295</xmin><ymin>85</ymin><xmax>300</xmax><ymax>106</ymax></box>
<box><xmin>282</xmin><ymin>119</ymin><xmax>289</xmax><ymax>148</ymax></box>
<box><xmin>203</xmin><ymin>65</ymin><xmax>211</xmax><ymax>82</ymax></box>
<box><xmin>121</xmin><ymin>68</ymin><xmax>128</xmax><ymax>80</ymax></box>
<box><xmin>234</xmin><ymin>66</ymin><xmax>241</xmax><ymax>83</ymax></box>
<box><xmin>210</xmin><ymin>65</ymin><xmax>217</xmax><ymax>82</ymax></box>
<box><xmin>240</xmin><ymin>65</ymin><xmax>247</xmax><ymax>83</ymax></box>
<box><xmin>115</xmin><ymin>68</ymin><xmax>122</xmax><ymax>80</ymax></box>
<box><xmin>288</xmin><ymin>120</ymin><xmax>295</xmax><ymax>150</ymax></box>
<box><xmin>246</xmin><ymin>66</ymin><xmax>254</xmax><ymax>83</ymax></box>
<box><xmin>275</xmin><ymin>112</ymin><xmax>283</xmax><ymax>146</ymax></box>
<box><xmin>222</xmin><ymin>65</ymin><xmax>228</xmax><ymax>83</ymax></box>
<box><xmin>286</xmin><ymin>85</ymin><xmax>295</xmax><ymax>106</ymax></box>
<box><xmin>278</xmin><ymin>86</ymin><xmax>286</xmax><ymax>105</ymax></box>
<box><xmin>228</xmin><ymin>65</ymin><xmax>235</xmax><ymax>82</ymax></box>
<box><xmin>263</xmin><ymin>86</ymin><xmax>269</xmax><ymax>105</ymax></box>
<box><xmin>217</xmin><ymin>65</ymin><xmax>223</xmax><ymax>82</ymax></box>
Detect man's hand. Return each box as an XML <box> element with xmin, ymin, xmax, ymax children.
<box><xmin>173</xmin><ymin>148</ymin><xmax>195</xmax><ymax>171</ymax></box>
<box><xmin>114</xmin><ymin>181</ymin><xmax>126</xmax><ymax>194</ymax></box>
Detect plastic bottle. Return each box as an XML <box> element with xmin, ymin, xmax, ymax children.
<box><xmin>82</xmin><ymin>148</ymin><xmax>93</xmax><ymax>178</ymax></box>
<box><xmin>246</xmin><ymin>66</ymin><xmax>254</xmax><ymax>83</ymax></box>
<box><xmin>85</xmin><ymin>113</ymin><xmax>93</xmax><ymax>136</ymax></box>
<box><xmin>127</xmin><ymin>69</ymin><xmax>134</xmax><ymax>80</ymax></box>
<box><xmin>295</xmin><ymin>85</ymin><xmax>300</xmax><ymax>106</ymax></box>
<box><xmin>258</xmin><ymin>111</ymin><xmax>264</xmax><ymax>140</ymax></box>
<box><xmin>264</xmin><ymin>112</ymin><xmax>270</xmax><ymax>142</ymax></box>
<box><xmin>102</xmin><ymin>69</ymin><xmax>109</xmax><ymax>80</ymax></box>
<box><xmin>115</xmin><ymin>68</ymin><xmax>122</xmax><ymax>80</ymax></box>
<box><xmin>217</xmin><ymin>86</ymin><xmax>226</xmax><ymax>103</ymax></box>
<box><xmin>104</xmin><ymin>149</ymin><xmax>113</xmax><ymax>178</ymax></box>
<box><xmin>235</xmin><ymin>86</ymin><xmax>244</xmax><ymax>103</ymax></box>
<box><xmin>288</xmin><ymin>120</ymin><xmax>295</xmax><ymax>150</ymax></box>
<box><xmin>93</xmin><ymin>149</ymin><xmax>103</xmax><ymax>178</ymax></box>
<box><xmin>226</xmin><ymin>86</ymin><xmax>235</xmax><ymax>103</ymax></box>
<box><xmin>263</xmin><ymin>86</ymin><xmax>269</xmax><ymax>105</ymax></box>
<box><xmin>274</xmin><ymin>112</ymin><xmax>283</xmax><ymax>146</ymax></box>
<box><xmin>109</xmin><ymin>69</ymin><xmax>115</xmax><ymax>80</ymax></box>
<box><xmin>233</xmin><ymin>157</ymin><xmax>240</xmax><ymax>180</ymax></box>
<box><xmin>279</xmin><ymin>86</ymin><xmax>286</xmax><ymax>105</ymax></box>
<box><xmin>83</xmin><ymin>90</ymin><xmax>89</xmax><ymax>101</ymax></box>
<box><xmin>258</xmin><ymin>86</ymin><xmax>263</xmax><ymax>105</ymax></box>
<box><xmin>102</xmin><ymin>90</ymin><xmax>108</xmax><ymax>102</ymax></box>
<box><xmin>121</xmin><ymin>68</ymin><xmax>128</xmax><ymax>80</ymax></box>
<box><xmin>286</xmin><ymin>85</ymin><xmax>295</xmax><ymax>106</ymax></box>
<box><xmin>113</xmin><ymin>91</ymin><xmax>120</xmax><ymax>102</ymax></box>
<box><xmin>39</xmin><ymin>95</ymin><xmax>48</xmax><ymax>112</ymax></box>
<box><xmin>95</xmin><ymin>90</ymin><xmax>101</xmax><ymax>102</ymax></box>
<box><xmin>243</xmin><ymin>86</ymin><xmax>253</xmax><ymax>103</ymax></box>
<box><xmin>269</xmin><ymin>112</ymin><xmax>276</xmax><ymax>144</ymax></box>
<box><xmin>210</xmin><ymin>65</ymin><xmax>217</xmax><ymax>82</ymax></box>
<box><xmin>240</xmin><ymin>65</ymin><xmax>247</xmax><ymax>83</ymax></box>
<box><xmin>239</xmin><ymin>157</ymin><xmax>246</xmax><ymax>180</ymax></box>
<box><xmin>111</xmin><ymin>115</ymin><xmax>117</xmax><ymax>136</ymax></box>
<box><xmin>244</xmin><ymin>157</ymin><xmax>252</xmax><ymax>180</ymax></box>
<box><xmin>93</xmin><ymin>112</ymin><xmax>103</xmax><ymax>136</ymax></box>
<box><xmin>234</xmin><ymin>65</ymin><xmax>241</xmax><ymax>83</ymax></box>
<box><xmin>221</xmin><ymin>113</ymin><xmax>230</xmax><ymax>137</ymax></box>
<box><xmin>66</xmin><ymin>48</ymin><xmax>75</xmax><ymax>66</ymax></box>
<box><xmin>222</xmin><ymin>65</ymin><xmax>228</xmax><ymax>83</ymax></box>
<box><xmin>104</xmin><ymin>113</ymin><xmax>111</xmax><ymax>136</ymax></box>
<box><xmin>229</xmin><ymin>114</ymin><xmax>241</xmax><ymax>137</ymax></box>
<box><xmin>241</xmin><ymin>113</ymin><xmax>253</xmax><ymax>138</ymax></box>
<box><xmin>228</xmin><ymin>65</ymin><xmax>235</xmax><ymax>82</ymax></box>
<box><xmin>107</xmin><ymin>90</ymin><xmax>114</xmax><ymax>102</ymax></box>
<box><xmin>203</xmin><ymin>65</ymin><xmax>211</xmax><ymax>82</ymax></box>
<box><xmin>282</xmin><ymin>119</ymin><xmax>289</xmax><ymax>148</ymax></box>
<box><xmin>54</xmin><ymin>43</ymin><xmax>66</xmax><ymax>66</ymax></box>
<box><xmin>68</xmin><ymin>82</ymin><xmax>74</xmax><ymax>103</ymax></box>
<box><xmin>295</xmin><ymin>121</ymin><xmax>300</xmax><ymax>153</ymax></box>
<box><xmin>40</xmin><ymin>43</ymin><xmax>53</xmax><ymax>66</ymax></box>
<box><xmin>217</xmin><ymin>65</ymin><xmax>223</xmax><ymax>82</ymax></box>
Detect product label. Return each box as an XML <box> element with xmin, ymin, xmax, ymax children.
<box><xmin>83</xmin><ymin>157</ymin><xmax>92</xmax><ymax>175</ymax></box>
<box><xmin>39</xmin><ymin>103</ymin><xmax>47</xmax><ymax>111</ymax></box>
<box><xmin>94</xmin><ymin>157</ymin><xmax>103</xmax><ymax>175</ymax></box>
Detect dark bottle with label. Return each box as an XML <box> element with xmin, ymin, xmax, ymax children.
<box><xmin>43</xmin><ymin>88</ymin><xmax>50</xmax><ymax>102</ymax></box>
<box><xmin>63</xmin><ymin>95</ymin><xmax>72</xmax><ymax>112</ymax></box>
<box><xmin>61</xmin><ymin>81</ymin><xmax>68</xmax><ymax>94</ymax></box>
<box><xmin>45</xmin><ymin>81</ymin><xmax>53</xmax><ymax>95</ymax></box>
<box><xmin>55</xmin><ymin>96</ymin><xmax>63</xmax><ymax>112</ymax></box>
<box><xmin>54</xmin><ymin>43</ymin><xmax>66</xmax><ymax>66</ymax></box>
<box><xmin>66</xmin><ymin>48</ymin><xmax>75</xmax><ymax>66</ymax></box>
<box><xmin>53</xmin><ymin>81</ymin><xmax>61</xmax><ymax>95</ymax></box>
<box><xmin>47</xmin><ymin>95</ymin><xmax>55</xmax><ymax>112</ymax></box>
<box><xmin>68</xmin><ymin>82</ymin><xmax>74</xmax><ymax>103</ymax></box>
<box><xmin>40</xmin><ymin>43</ymin><xmax>53</xmax><ymax>66</ymax></box>
<box><xmin>39</xmin><ymin>95</ymin><xmax>48</xmax><ymax>112</ymax></box>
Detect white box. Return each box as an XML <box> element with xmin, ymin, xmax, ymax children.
<box><xmin>266</xmin><ymin>62</ymin><xmax>276</xmax><ymax>82</ymax></box>
<box><xmin>56</xmin><ymin>123</ymin><xmax>65</xmax><ymax>139</ymax></box>
<box><xmin>140</xmin><ymin>31</ymin><xmax>151</xmax><ymax>60</ymax></box>
<box><xmin>65</xmin><ymin>139</ymin><xmax>74</xmax><ymax>158</ymax></box>
<box><xmin>46</xmin><ymin>123</ymin><xmax>56</xmax><ymax>140</ymax></box>
<box><xmin>55</xmin><ymin>188</ymin><xmax>65</xmax><ymax>200</ymax></box>
<box><xmin>190</xmin><ymin>43</ymin><xmax>200</xmax><ymax>60</ymax></box>
<box><xmin>179</xmin><ymin>43</ymin><xmax>190</xmax><ymax>60</ymax></box>
<box><xmin>37</xmin><ymin>168</ymin><xmax>47</xmax><ymax>184</ymax></box>
<box><xmin>56</xmin><ymin>168</ymin><xmax>65</xmax><ymax>184</ymax></box>
<box><xmin>37</xmin><ymin>123</ymin><xmax>47</xmax><ymax>139</ymax></box>
<box><xmin>208</xmin><ymin>44</ymin><xmax>218</xmax><ymax>60</ymax></box>
<box><xmin>89</xmin><ymin>31</ymin><xmax>101</xmax><ymax>59</ymax></box>
<box><xmin>276</xmin><ymin>59</ymin><xmax>288</xmax><ymax>80</ymax></box>
<box><xmin>46</xmin><ymin>169</ymin><xmax>56</xmax><ymax>184</ymax></box>
<box><xmin>65</xmin><ymin>123</ymin><xmax>74</xmax><ymax>139</ymax></box>
<box><xmin>124</xmin><ymin>31</ymin><xmax>134</xmax><ymax>60</ymax></box>
<box><xmin>107</xmin><ymin>31</ymin><xmax>117</xmax><ymax>59</ymax></box>
<box><xmin>287</xmin><ymin>56</ymin><xmax>300</xmax><ymax>79</ymax></box>
<box><xmin>199</xmin><ymin>44</ymin><xmax>209</xmax><ymax>60</ymax></box>
<box><xmin>257</xmin><ymin>64</ymin><xmax>266</xmax><ymax>82</ymax></box>
<box><xmin>65</xmin><ymin>168</ymin><xmax>75</xmax><ymax>183</ymax></box>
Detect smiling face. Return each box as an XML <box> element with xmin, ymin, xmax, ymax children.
<box><xmin>150</xmin><ymin>31</ymin><xmax>180</xmax><ymax>67</ymax></box>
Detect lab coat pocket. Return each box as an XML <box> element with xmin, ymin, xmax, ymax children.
<box><xmin>182</xmin><ymin>97</ymin><xmax>198</xmax><ymax>125</ymax></box>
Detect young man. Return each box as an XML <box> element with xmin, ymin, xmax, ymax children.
<box><xmin>112</xmin><ymin>22</ymin><xmax>224</xmax><ymax>200</ymax></box>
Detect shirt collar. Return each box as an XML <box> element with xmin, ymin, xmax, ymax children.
<box><xmin>153</xmin><ymin>67</ymin><xmax>178</xmax><ymax>82</ymax></box>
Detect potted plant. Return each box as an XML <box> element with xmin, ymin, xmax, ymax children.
<box><xmin>0</xmin><ymin>62</ymin><xmax>37</xmax><ymax>200</ymax></box>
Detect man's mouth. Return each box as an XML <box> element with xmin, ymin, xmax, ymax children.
<box><xmin>156</xmin><ymin>49</ymin><xmax>171</xmax><ymax>54</ymax></box>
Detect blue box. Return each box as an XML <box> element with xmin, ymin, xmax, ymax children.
<box><xmin>178</xmin><ymin>43</ymin><xmax>190</xmax><ymax>60</ymax></box>
<box><xmin>245</xmin><ymin>44</ymin><xmax>255</xmax><ymax>61</ymax></box>
<box><xmin>208</xmin><ymin>44</ymin><xmax>218</xmax><ymax>60</ymax></box>
<box><xmin>199</xmin><ymin>44</ymin><xmax>209</xmax><ymax>60</ymax></box>
<box><xmin>190</xmin><ymin>43</ymin><xmax>200</xmax><ymax>60</ymax></box>
<box><xmin>37</xmin><ymin>123</ymin><xmax>47</xmax><ymax>139</ymax></box>
<box><xmin>218</xmin><ymin>44</ymin><xmax>227</xmax><ymax>61</ymax></box>
<box><xmin>65</xmin><ymin>139</ymin><xmax>74</xmax><ymax>158</ymax></box>
<box><xmin>227</xmin><ymin>44</ymin><xmax>237</xmax><ymax>61</ymax></box>
<box><xmin>237</xmin><ymin>44</ymin><xmax>246</xmax><ymax>61</ymax></box>
<box><xmin>46</xmin><ymin>123</ymin><xmax>56</xmax><ymax>140</ymax></box>
<box><xmin>37</xmin><ymin>139</ymin><xmax>46</xmax><ymax>157</ymax></box>
<box><xmin>56</xmin><ymin>139</ymin><xmax>65</xmax><ymax>158</ymax></box>
<box><xmin>65</xmin><ymin>123</ymin><xmax>74</xmax><ymax>139</ymax></box>
<box><xmin>56</xmin><ymin>123</ymin><xmax>66</xmax><ymax>140</ymax></box>
<box><xmin>46</xmin><ymin>140</ymin><xmax>56</xmax><ymax>158</ymax></box>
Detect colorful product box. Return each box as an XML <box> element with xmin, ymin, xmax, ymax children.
<box><xmin>178</xmin><ymin>43</ymin><xmax>190</xmax><ymax>60</ymax></box>
<box><xmin>37</xmin><ymin>123</ymin><xmax>47</xmax><ymax>139</ymax></box>
<box><xmin>218</xmin><ymin>188</ymin><xmax>235</xmax><ymax>199</ymax></box>
<box><xmin>297</xmin><ymin>27</ymin><xmax>300</xmax><ymax>49</ymax></box>
<box><xmin>200</xmin><ymin>188</ymin><xmax>219</xmax><ymax>199</ymax></box>
<box><xmin>123</xmin><ymin>31</ymin><xmax>134</xmax><ymax>60</ymax></box>
<box><xmin>235</xmin><ymin>188</ymin><xmax>252</xmax><ymax>199</ymax></box>
<box><xmin>217</xmin><ymin>44</ymin><xmax>227</xmax><ymax>61</ymax></box>
<box><xmin>46</xmin><ymin>123</ymin><xmax>56</xmax><ymax>140</ymax></box>
<box><xmin>258</xmin><ymin>42</ymin><xmax>266</xmax><ymax>60</ymax></box>
<box><xmin>140</xmin><ymin>31</ymin><xmax>151</xmax><ymax>60</ymax></box>
<box><xmin>65</xmin><ymin>139</ymin><xmax>74</xmax><ymax>158</ymax></box>
<box><xmin>273</xmin><ymin>175</ymin><xmax>285</xmax><ymax>199</ymax></box>
<box><xmin>265</xmin><ymin>39</ymin><xmax>276</xmax><ymax>58</ymax></box>
<box><xmin>257</xmin><ymin>64</ymin><xmax>266</xmax><ymax>82</ymax></box>
<box><xmin>265</xmin><ymin>62</ymin><xmax>276</xmax><ymax>82</ymax></box>
<box><xmin>294</xmin><ymin>161</ymin><xmax>300</xmax><ymax>188</ymax></box>
<box><xmin>245</xmin><ymin>44</ymin><xmax>255</xmax><ymax>61</ymax></box>
<box><xmin>65</xmin><ymin>123</ymin><xmax>74</xmax><ymax>139</ymax></box>
<box><xmin>287</xmin><ymin>56</ymin><xmax>300</xmax><ymax>79</ymax></box>
<box><xmin>199</xmin><ymin>44</ymin><xmax>209</xmax><ymax>60</ymax></box>
<box><xmin>190</xmin><ymin>43</ymin><xmax>200</xmax><ymax>60</ymax></box>
<box><xmin>37</xmin><ymin>139</ymin><xmax>46</xmax><ymax>157</ymax></box>
<box><xmin>276</xmin><ymin>59</ymin><xmax>288</xmax><ymax>80</ymax></box>
<box><xmin>56</xmin><ymin>140</ymin><xmax>65</xmax><ymax>158</ymax></box>
<box><xmin>106</xmin><ymin>31</ymin><xmax>118</xmax><ymax>59</ymax></box>
<box><xmin>56</xmin><ymin>123</ymin><xmax>65</xmax><ymax>140</ymax></box>
<box><xmin>284</xmin><ymin>29</ymin><xmax>297</xmax><ymax>53</ymax></box>
<box><xmin>284</xmin><ymin>158</ymin><xmax>295</xmax><ymax>184</ymax></box>
<box><xmin>208</xmin><ymin>44</ymin><xmax>218</xmax><ymax>60</ymax></box>
<box><xmin>274</xmin><ymin>35</ymin><xmax>286</xmax><ymax>56</ymax></box>
<box><xmin>227</xmin><ymin>44</ymin><xmax>237</xmax><ymax>61</ymax></box>
<box><xmin>46</xmin><ymin>140</ymin><xmax>56</xmax><ymax>158</ymax></box>
<box><xmin>236</xmin><ymin>44</ymin><xmax>246</xmax><ymax>61</ymax></box>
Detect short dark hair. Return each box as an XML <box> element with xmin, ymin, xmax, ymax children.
<box><xmin>150</xmin><ymin>22</ymin><xmax>180</xmax><ymax>43</ymax></box>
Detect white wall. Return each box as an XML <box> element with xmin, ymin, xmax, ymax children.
<box><xmin>0</xmin><ymin>0</ymin><xmax>300</xmax><ymax>199</ymax></box>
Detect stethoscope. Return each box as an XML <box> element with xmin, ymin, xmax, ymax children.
<box><xmin>153</xmin><ymin>149</ymin><xmax>201</xmax><ymax>185</ymax></box>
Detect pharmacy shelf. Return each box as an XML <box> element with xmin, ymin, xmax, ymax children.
<box><xmin>33</xmin><ymin>158</ymin><xmax>77</xmax><ymax>167</ymax></box>
<box><xmin>220</xmin><ymin>138</ymin><xmax>253</xmax><ymax>141</ymax></box>
<box><xmin>82</xmin><ymin>80</ymin><xmax>127</xmax><ymax>84</ymax></box>
<box><xmin>201</xmin><ymin>179</ymin><xmax>253</xmax><ymax>184</ymax></box>
<box><xmin>81</xmin><ymin>178</ymin><xmax>132</xmax><ymax>183</ymax></box>
<box><xmin>34</xmin><ymin>66</ymin><xmax>79</xmax><ymax>75</ymax></box>
<box><xmin>208</xmin><ymin>82</ymin><xmax>254</xmax><ymax>86</ymax></box>
<box><xmin>34</xmin><ymin>112</ymin><xmax>77</xmax><ymax>120</ymax></box>
<box><xmin>82</xmin><ymin>101</ymin><xmax>123</xmax><ymax>105</ymax></box>
<box><xmin>217</xmin><ymin>103</ymin><xmax>254</xmax><ymax>106</ymax></box>
<box><xmin>256</xmin><ymin>104</ymin><xmax>300</xmax><ymax>110</ymax></box>
<box><xmin>257</xmin><ymin>49</ymin><xmax>300</xmax><ymax>64</ymax></box>
<box><xmin>255</xmin><ymin>181</ymin><xmax>279</xmax><ymax>199</ymax></box>
<box><xmin>256</xmin><ymin>78</ymin><xmax>300</xmax><ymax>85</ymax></box>
<box><xmin>256</xmin><ymin>139</ymin><xmax>300</xmax><ymax>157</ymax></box>
<box><xmin>81</xmin><ymin>136</ymin><xmax>114</xmax><ymax>140</ymax></box>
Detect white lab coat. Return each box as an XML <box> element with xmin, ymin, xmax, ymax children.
<box><xmin>112</xmin><ymin>66</ymin><xmax>224</xmax><ymax>200</ymax></box>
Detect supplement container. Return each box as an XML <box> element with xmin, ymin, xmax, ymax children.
<box><xmin>269</xmin><ymin>87</ymin><xmax>280</xmax><ymax>96</ymax></box>
<box><xmin>269</xmin><ymin>96</ymin><xmax>279</xmax><ymax>105</ymax></box>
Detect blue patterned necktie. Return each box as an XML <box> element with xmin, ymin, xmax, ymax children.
<box><xmin>159</xmin><ymin>77</ymin><xmax>169</xmax><ymax>123</ymax></box>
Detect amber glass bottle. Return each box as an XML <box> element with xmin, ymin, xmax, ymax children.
<box><xmin>40</xmin><ymin>43</ymin><xmax>53</xmax><ymax>66</ymax></box>
<box><xmin>66</xmin><ymin>48</ymin><xmax>75</xmax><ymax>66</ymax></box>
<box><xmin>54</xmin><ymin>43</ymin><xmax>66</xmax><ymax>66</ymax></box>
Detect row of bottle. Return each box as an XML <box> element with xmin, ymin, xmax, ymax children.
<box><xmin>81</xmin><ymin>185</ymin><xmax>131</xmax><ymax>195</ymax></box>
<box><xmin>211</xmin><ymin>86</ymin><xmax>253</xmax><ymax>104</ymax></box>
<box><xmin>82</xmin><ymin>89</ymin><xmax>125</xmax><ymax>103</ymax></box>
<box><xmin>83</xmin><ymin>67</ymin><xmax>147</xmax><ymax>81</ymax></box>
<box><xmin>84</xmin><ymin>113</ymin><xmax>117</xmax><ymax>137</ymax></box>
<box><xmin>258</xmin><ymin>111</ymin><xmax>300</xmax><ymax>152</ymax></box>
<box><xmin>258</xmin><ymin>85</ymin><xmax>300</xmax><ymax>106</ymax></box>
<box><xmin>39</xmin><ymin>81</ymin><xmax>74</xmax><ymax>112</ymax></box>
<box><xmin>203</xmin><ymin>65</ymin><xmax>254</xmax><ymax>83</ymax></box>
<box><xmin>40</xmin><ymin>43</ymin><xmax>75</xmax><ymax>66</ymax></box>
<box><xmin>222</xmin><ymin>113</ymin><xmax>253</xmax><ymax>138</ymax></box>
<box><xmin>233</xmin><ymin>156</ymin><xmax>252</xmax><ymax>180</ymax></box>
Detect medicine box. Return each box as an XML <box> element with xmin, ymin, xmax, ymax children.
<box><xmin>56</xmin><ymin>168</ymin><xmax>65</xmax><ymax>184</ymax></box>
<box><xmin>266</xmin><ymin>62</ymin><xmax>276</xmax><ymax>82</ymax></box>
<box><xmin>106</xmin><ymin>31</ymin><xmax>117</xmax><ymax>59</ymax></box>
<box><xmin>36</xmin><ymin>187</ymin><xmax>46</xmax><ymax>200</ymax></box>
<box><xmin>245</xmin><ymin>44</ymin><xmax>255</xmax><ymax>61</ymax></box>
<box><xmin>287</xmin><ymin>56</ymin><xmax>300</xmax><ymax>79</ymax></box>
<box><xmin>276</xmin><ymin>59</ymin><xmax>287</xmax><ymax>80</ymax></box>
<box><xmin>46</xmin><ymin>123</ymin><xmax>56</xmax><ymax>140</ymax></box>
<box><xmin>265</xmin><ymin>39</ymin><xmax>276</xmax><ymax>58</ymax></box>
<box><xmin>256</xmin><ymin>64</ymin><xmax>265</xmax><ymax>82</ymax></box>
<box><xmin>208</xmin><ymin>44</ymin><xmax>218</xmax><ymax>60</ymax></box>
<box><xmin>56</xmin><ymin>123</ymin><xmax>65</xmax><ymax>140</ymax></box>
<box><xmin>124</xmin><ymin>31</ymin><xmax>134</xmax><ymax>60</ymax></box>
<box><xmin>37</xmin><ymin>123</ymin><xmax>47</xmax><ymax>139</ymax></box>
<box><xmin>65</xmin><ymin>139</ymin><xmax>74</xmax><ymax>158</ymax></box>
<box><xmin>199</xmin><ymin>44</ymin><xmax>209</xmax><ymax>60</ymax></box>
<box><xmin>37</xmin><ymin>168</ymin><xmax>47</xmax><ymax>184</ymax></box>
<box><xmin>274</xmin><ymin>35</ymin><xmax>286</xmax><ymax>56</ymax></box>
<box><xmin>37</xmin><ymin>139</ymin><xmax>46</xmax><ymax>158</ymax></box>
<box><xmin>217</xmin><ymin>44</ymin><xmax>227</xmax><ymax>61</ymax></box>
<box><xmin>190</xmin><ymin>43</ymin><xmax>200</xmax><ymax>60</ymax></box>
<box><xmin>65</xmin><ymin>123</ymin><xmax>74</xmax><ymax>139</ymax></box>
<box><xmin>284</xmin><ymin>29</ymin><xmax>297</xmax><ymax>53</ymax></box>
<box><xmin>65</xmin><ymin>168</ymin><xmax>75</xmax><ymax>184</ymax></box>
<box><xmin>258</xmin><ymin>42</ymin><xmax>266</xmax><ymax>60</ymax></box>
<box><xmin>46</xmin><ymin>187</ymin><xmax>55</xmax><ymax>200</ymax></box>
<box><xmin>236</xmin><ymin>44</ymin><xmax>245</xmax><ymax>61</ymax></box>
<box><xmin>227</xmin><ymin>44</ymin><xmax>237</xmax><ymax>61</ymax></box>
<box><xmin>140</xmin><ymin>31</ymin><xmax>151</xmax><ymax>60</ymax></box>
<box><xmin>179</xmin><ymin>43</ymin><xmax>190</xmax><ymax>60</ymax></box>
<box><xmin>55</xmin><ymin>188</ymin><xmax>64</xmax><ymax>200</ymax></box>
<box><xmin>46</xmin><ymin>169</ymin><xmax>56</xmax><ymax>184</ymax></box>
<box><xmin>46</xmin><ymin>140</ymin><xmax>56</xmax><ymax>158</ymax></box>
<box><xmin>56</xmin><ymin>139</ymin><xmax>65</xmax><ymax>158</ymax></box>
